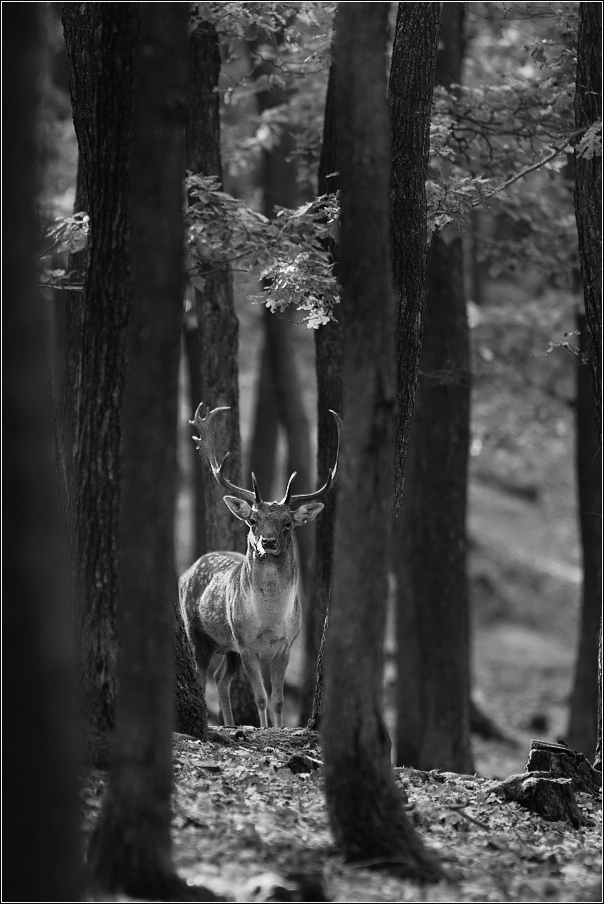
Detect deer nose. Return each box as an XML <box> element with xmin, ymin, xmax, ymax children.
<box><xmin>262</xmin><ymin>536</ymin><xmax>278</xmax><ymax>550</ymax></box>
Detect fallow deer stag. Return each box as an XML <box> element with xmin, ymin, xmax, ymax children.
<box><xmin>179</xmin><ymin>403</ymin><xmax>341</xmax><ymax>728</ymax></box>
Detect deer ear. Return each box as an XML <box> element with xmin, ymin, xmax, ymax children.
<box><xmin>223</xmin><ymin>496</ymin><xmax>252</xmax><ymax>522</ymax></box>
<box><xmin>292</xmin><ymin>502</ymin><xmax>324</xmax><ymax>526</ymax></box>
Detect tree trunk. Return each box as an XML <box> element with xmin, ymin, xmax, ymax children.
<box><xmin>249</xmin><ymin>33</ymin><xmax>315</xmax><ymax>625</ymax></box>
<box><xmin>303</xmin><ymin>56</ymin><xmax>345</xmax><ymax>728</ymax></box>
<box><xmin>574</xmin><ymin>3</ymin><xmax>602</xmax><ymax>443</ymax></box>
<box><xmin>573</xmin><ymin>0</ymin><xmax>602</xmax><ymax>770</ymax></box>
<box><xmin>321</xmin><ymin>3</ymin><xmax>442</xmax><ymax>880</ymax></box>
<box><xmin>89</xmin><ymin>8</ymin><xmax>213</xmax><ymax>898</ymax></box>
<box><xmin>62</xmin><ymin>1</ymin><xmax>138</xmax><ymax>766</ymax></box>
<box><xmin>183</xmin><ymin>319</ymin><xmax>207</xmax><ymax>559</ymax></box>
<box><xmin>393</xmin><ymin>2</ymin><xmax>473</xmax><ymax>774</ymax></box>
<box><xmin>3</xmin><ymin>3</ymin><xmax>83</xmax><ymax>897</ymax></box>
<box><xmin>63</xmin><ymin>1</ymin><xmax>206</xmax><ymax>757</ymax></box>
<box><xmin>567</xmin><ymin>311</ymin><xmax>602</xmax><ymax>759</ymax></box>
<box><xmin>187</xmin><ymin>19</ymin><xmax>257</xmax><ymax>727</ymax></box>
<box><xmin>248</xmin><ymin>331</ymin><xmax>279</xmax><ymax>497</ymax></box>
<box><xmin>390</xmin><ymin>2</ymin><xmax>441</xmax><ymax>516</ymax></box>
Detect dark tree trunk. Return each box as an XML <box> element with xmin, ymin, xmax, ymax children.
<box><xmin>574</xmin><ymin>3</ymin><xmax>602</xmax><ymax>443</ymax></box>
<box><xmin>393</xmin><ymin>2</ymin><xmax>473</xmax><ymax>774</ymax></box>
<box><xmin>63</xmin><ymin>1</ymin><xmax>206</xmax><ymax>758</ymax></box>
<box><xmin>2</xmin><ymin>3</ymin><xmax>83</xmax><ymax>898</ymax></box>
<box><xmin>62</xmin><ymin>2</ymin><xmax>138</xmax><ymax>766</ymax></box>
<box><xmin>390</xmin><ymin>2</ymin><xmax>441</xmax><ymax>516</ymax></box>
<box><xmin>567</xmin><ymin>311</ymin><xmax>602</xmax><ymax>759</ymax></box>
<box><xmin>321</xmin><ymin>3</ymin><xmax>442</xmax><ymax>880</ymax></box>
<box><xmin>89</xmin><ymin>8</ymin><xmax>213</xmax><ymax>899</ymax></box>
<box><xmin>183</xmin><ymin>319</ymin><xmax>207</xmax><ymax>559</ymax></box>
<box><xmin>573</xmin><ymin>2</ymin><xmax>602</xmax><ymax>769</ymax></box>
<box><xmin>303</xmin><ymin>57</ymin><xmax>345</xmax><ymax>728</ymax></box>
<box><xmin>187</xmin><ymin>20</ymin><xmax>243</xmax><ymax>556</ymax></box>
<box><xmin>187</xmin><ymin>19</ymin><xmax>257</xmax><ymax>727</ymax></box>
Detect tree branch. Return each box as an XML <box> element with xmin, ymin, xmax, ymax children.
<box><xmin>470</xmin><ymin>128</ymin><xmax>587</xmax><ymax>207</ymax></box>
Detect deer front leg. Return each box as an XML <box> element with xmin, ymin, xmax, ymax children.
<box><xmin>239</xmin><ymin>650</ymin><xmax>269</xmax><ymax>728</ymax></box>
<box><xmin>269</xmin><ymin>652</ymin><xmax>290</xmax><ymax>728</ymax></box>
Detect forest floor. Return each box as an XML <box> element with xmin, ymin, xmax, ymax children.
<box><xmin>83</xmin><ymin>472</ymin><xmax>602</xmax><ymax>903</ymax></box>
<box><xmin>82</xmin><ymin>724</ymin><xmax>601</xmax><ymax>903</ymax></box>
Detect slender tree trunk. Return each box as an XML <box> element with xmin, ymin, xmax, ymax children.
<box><xmin>248</xmin><ymin>333</ymin><xmax>279</xmax><ymax>497</ymax></box>
<box><xmin>183</xmin><ymin>319</ymin><xmax>207</xmax><ymax>559</ymax></box>
<box><xmin>321</xmin><ymin>4</ymin><xmax>442</xmax><ymax>880</ymax></box>
<box><xmin>573</xmin><ymin>1</ymin><xmax>602</xmax><ymax>769</ymax></box>
<box><xmin>304</xmin><ymin>56</ymin><xmax>345</xmax><ymax>728</ymax></box>
<box><xmin>3</xmin><ymin>4</ymin><xmax>83</xmax><ymax>897</ymax></box>
<box><xmin>574</xmin><ymin>3</ymin><xmax>602</xmax><ymax>443</ymax></box>
<box><xmin>390</xmin><ymin>2</ymin><xmax>441</xmax><ymax>515</ymax></box>
<box><xmin>89</xmin><ymin>8</ymin><xmax>214</xmax><ymax>898</ymax></box>
<box><xmin>393</xmin><ymin>2</ymin><xmax>473</xmax><ymax>774</ymax></box>
<box><xmin>187</xmin><ymin>19</ymin><xmax>257</xmax><ymax>727</ymax></box>
<box><xmin>62</xmin><ymin>2</ymin><xmax>138</xmax><ymax>766</ymax></box>
<box><xmin>249</xmin><ymin>34</ymin><xmax>315</xmax><ymax>617</ymax></box>
<box><xmin>574</xmin><ymin>1</ymin><xmax>603</xmax><ymax>769</ymax></box>
<box><xmin>567</xmin><ymin>311</ymin><xmax>601</xmax><ymax>758</ymax></box>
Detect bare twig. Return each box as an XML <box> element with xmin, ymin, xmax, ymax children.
<box><xmin>469</xmin><ymin>128</ymin><xmax>586</xmax><ymax>208</ymax></box>
<box><xmin>445</xmin><ymin>803</ymin><xmax>491</xmax><ymax>830</ymax></box>
<box><xmin>38</xmin><ymin>282</ymin><xmax>84</xmax><ymax>291</ymax></box>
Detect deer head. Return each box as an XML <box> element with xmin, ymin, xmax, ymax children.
<box><xmin>190</xmin><ymin>403</ymin><xmax>341</xmax><ymax>558</ymax></box>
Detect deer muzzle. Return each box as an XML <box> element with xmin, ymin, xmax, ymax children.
<box><xmin>252</xmin><ymin>534</ymin><xmax>281</xmax><ymax>557</ymax></box>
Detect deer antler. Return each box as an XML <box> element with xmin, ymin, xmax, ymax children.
<box><xmin>190</xmin><ymin>403</ymin><xmax>256</xmax><ymax>504</ymax></box>
<box><xmin>282</xmin><ymin>410</ymin><xmax>342</xmax><ymax>506</ymax></box>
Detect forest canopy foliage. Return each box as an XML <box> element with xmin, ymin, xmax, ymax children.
<box><xmin>40</xmin><ymin>2</ymin><xmax>600</xmax><ymax>330</ymax></box>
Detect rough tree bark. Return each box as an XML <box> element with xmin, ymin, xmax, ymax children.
<box><xmin>63</xmin><ymin>2</ymin><xmax>206</xmax><ymax>747</ymax></box>
<box><xmin>573</xmin><ymin>0</ymin><xmax>602</xmax><ymax>770</ymax></box>
<box><xmin>88</xmin><ymin>7</ymin><xmax>215</xmax><ymax>899</ymax></box>
<box><xmin>321</xmin><ymin>3</ymin><xmax>442</xmax><ymax>880</ymax></box>
<box><xmin>390</xmin><ymin>2</ymin><xmax>442</xmax><ymax>515</ymax></box>
<box><xmin>393</xmin><ymin>2</ymin><xmax>473</xmax><ymax>774</ymax></box>
<box><xmin>304</xmin><ymin>53</ymin><xmax>345</xmax><ymax>728</ymax></box>
<box><xmin>3</xmin><ymin>4</ymin><xmax>83</xmax><ymax>898</ymax></box>
<box><xmin>183</xmin><ymin>317</ymin><xmax>207</xmax><ymax>560</ymax></box>
<box><xmin>187</xmin><ymin>18</ymin><xmax>257</xmax><ymax>726</ymax></box>
<box><xmin>62</xmin><ymin>2</ymin><xmax>138</xmax><ymax>766</ymax></box>
<box><xmin>574</xmin><ymin>2</ymin><xmax>602</xmax><ymax>442</ymax></box>
<box><xmin>567</xmin><ymin>311</ymin><xmax>601</xmax><ymax>758</ymax></box>
<box><xmin>59</xmin><ymin>8</ymin><xmax>92</xmax><ymax>469</ymax></box>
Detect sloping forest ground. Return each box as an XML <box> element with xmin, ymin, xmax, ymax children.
<box><xmin>82</xmin><ymin>276</ymin><xmax>602</xmax><ymax>902</ymax></box>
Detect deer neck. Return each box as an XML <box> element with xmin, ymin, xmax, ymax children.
<box><xmin>241</xmin><ymin>537</ymin><xmax>298</xmax><ymax>621</ymax></box>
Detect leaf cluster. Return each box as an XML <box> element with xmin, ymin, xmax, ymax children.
<box><xmin>186</xmin><ymin>174</ymin><xmax>339</xmax><ymax>328</ymax></box>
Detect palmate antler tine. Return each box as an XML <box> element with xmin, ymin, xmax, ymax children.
<box><xmin>288</xmin><ymin>409</ymin><xmax>342</xmax><ymax>507</ymax></box>
<box><xmin>190</xmin><ymin>402</ymin><xmax>256</xmax><ymax>504</ymax></box>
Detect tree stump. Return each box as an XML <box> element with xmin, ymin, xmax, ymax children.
<box><xmin>492</xmin><ymin>772</ymin><xmax>586</xmax><ymax>828</ymax></box>
<box><xmin>526</xmin><ymin>740</ymin><xmax>602</xmax><ymax>795</ymax></box>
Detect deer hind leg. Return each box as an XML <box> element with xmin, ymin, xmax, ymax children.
<box><xmin>269</xmin><ymin>652</ymin><xmax>289</xmax><ymax>728</ymax></box>
<box><xmin>213</xmin><ymin>651</ymin><xmax>239</xmax><ymax>727</ymax></box>
<box><xmin>239</xmin><ymin>650</ymin><xmax>269</xmax><ymax>728</ymax></box>
<box><xmin>188</xmin><ymin>625</ymin><xmax>216</xmax><ymax>690</ymax></box>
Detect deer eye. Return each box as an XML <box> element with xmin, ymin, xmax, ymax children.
<box><xmin>283</xmin><ymin>522</ymin><xmax>291</xmax><ymax>531</ymax></box>
<box><xmin>248</xmin><ymin>516</ymin><xmax>257</xmax><ymax>526</ymax></box>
